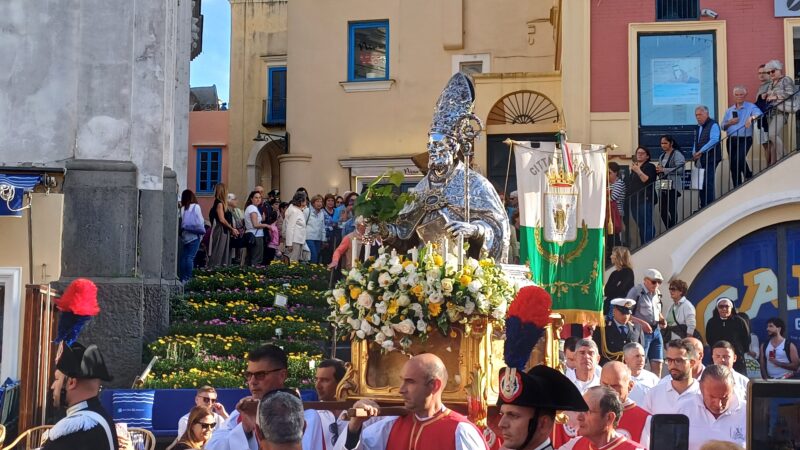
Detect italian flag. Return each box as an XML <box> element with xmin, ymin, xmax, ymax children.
<box><xmin>514</xmin><ymin>141</ymin><xmax>606</xmax><ymax>326</ymax></box>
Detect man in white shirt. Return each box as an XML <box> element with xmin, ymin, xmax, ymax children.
<box><xmin>710</xmin><ymin>340</ymin><xmax>749</xmax><ymax>400</ymax></box>
<box><xmin>566</xmin><ymin>339</ymin><xmax>601</xmax><ymax>394</ymax></box>
<box><xmin>642</xmin><ymin>338</ymin><xmax>700</xmax><ymax>415</ymax></box>
<box><xmin>206</xmin><ymin>344</ymin><xmax>325</xmax><ymax>450</ymax></box>
<box><xmin>677</xmin><ymin>365</ymin><xmax>747</xmax><ymax>450</ymax></box>
<box><xmin>176</xmin><ymin>386</ymin><xmax>229</xmax><ymax>438</ymax></box>
<box><xmin>622</xmin><ymin>343</ymin><xmax>659</xmax><ymax>405</ymax></box>
<box><xmin>760</xmin><ymin>316</ymin><xmax>800</xmax><ymax>379</ymax></box>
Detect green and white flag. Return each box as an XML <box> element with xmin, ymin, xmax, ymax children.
<box><xmin>514</xmin><ymin>140</ymin><xmax>607</xmax><ymax>325</ymax></box>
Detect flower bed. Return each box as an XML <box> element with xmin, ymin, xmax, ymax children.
<box><xmin>146</xmin><ymin>263</ymin><xmax>331</xmax><ymax>389</ymax></box>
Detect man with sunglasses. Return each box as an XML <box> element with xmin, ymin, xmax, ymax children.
<box><xmin>177</xmin><ymin>386</ymin><xmax>229</xmax><ymax>438</ymax></box>
<box><xmin>206</xmin><ymin>344</ymin><xmax>326</xmax><ymax>450</ymax></box>
<box><xmin>626</xmin><ymin>269</ymin><xmax>667</xmax><ymax>377</ymax></box>
<box><xmin>704</xmin><ymin>298</ymin><xmax>750</xmax><ymax>375</ymax></box>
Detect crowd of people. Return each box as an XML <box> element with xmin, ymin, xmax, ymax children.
<box><xmin>610</xmin><ymin>59</ymin><xmax>797</xmax><ymax>247</ymax></box>
<box><xmin>177</xmin><ymin>183</ymin><xmax>371</xmax><ymax>283</ymax></box>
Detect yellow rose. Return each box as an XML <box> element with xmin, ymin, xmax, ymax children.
<box><xmin>411</xmin><ymin>284</ymin><xmax>424</xmax><ymax>297</ymax></box>
<box><xmin>433</xmin><ymin>255</ymin><xmax>444</xmax><ymax>266</ymax></box>
<box><xmin>459</xmin><ymin>274</ymin><xmax>472</xmax><ymax>286</ymax></box>
<box><xmin>337</xmin><ymin>296</ymin><xmax>347</xmax><ymax>307</ymax></box>
<box><xmin>350</xmin><ymin>287</ymin><xmax>362</xmax><ymax>299</ymax></box>
<box><xmin>387</xmin><ymin>300</ymin><xmax>399</xmax><ymax>315</ymax></box>
<box><xmin>428</xmin><ymin>302</ymin><xmax>442</xmax><ymax>317</ymax></box>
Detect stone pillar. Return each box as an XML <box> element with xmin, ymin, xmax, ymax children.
<box><xmin>58</xmin><ymin>160</ymin><xmax>180</xmax><ymax>387</ymax></box>
<box><xmin>278</xmin><ymin>153</ymin><xmax>313</xmax><ymax>197</ymax></box>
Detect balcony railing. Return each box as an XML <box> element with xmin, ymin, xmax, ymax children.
<box><xmin>615</xmin><ymin>88</ymin><xmax>800</xmax><ymax>252</ymax></box>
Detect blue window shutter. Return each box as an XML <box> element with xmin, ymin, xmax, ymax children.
<box><xmin>267</xmin><ymin>67</ymin><xmax>287</xmax><ymax>125</ymax></box>
<box><xmin>196</xmin><ymin>148</ymin><xmax>222</xmax><ymax>194</ymax></box>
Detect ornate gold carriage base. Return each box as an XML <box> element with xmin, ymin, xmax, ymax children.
<box><xmin>335</xmin><ymin>314</ymin><xmax>564</xmax><ymax>407</ymax></box>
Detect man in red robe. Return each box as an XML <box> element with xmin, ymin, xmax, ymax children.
<box><xmin>599</xmin><ymin>362</ymin><xmax>651</xmax><ymax>448</ymax></box>
<box><xmin>558</xmin><ymin>386</ymin><xmax>644</xmax><ymax>450</ymax></box>
<box><xmin>497</xmin><ymin>365</ymin><xmax>588</xmax><ymax>450</ymax></box>
<box><xmin>344</xmin><ymin>353</ymin><xmax>488</xmax><ymax>450</ymax></box>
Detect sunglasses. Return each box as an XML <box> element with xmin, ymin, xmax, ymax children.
<box><xmin>769</xmin><ymin>69</ymin><xmax>777</xmax><ymax>74</ymax></box>
<box><xmin>668</xmin><ymin>287</ymin><xmax>679</xmax><ymax>291</ymax></box>
<box><xmin>195</xmin><ymin>422</ymin><xmax>216</xmax><ymax>430</ymax></box>
<box><xmin>245</xmin><ymin>367</ymin><xmax>283</xmax><ymax>381</ymax></box>
<box><xmin>197</xmin><ymin>395</ymin><xmax>217</xmax><ymax>404</ymax></box>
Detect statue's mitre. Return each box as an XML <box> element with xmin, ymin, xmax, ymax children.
<box><xmin>429</xmin><ymin>72</ymin><xmax>475</xmax><ymax>138</ymax></box>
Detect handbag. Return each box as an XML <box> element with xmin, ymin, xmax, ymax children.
<box><xmin>690</xmin><ymin>166</ymin><xmax>705</xmax><ymax>190</ymax></box>
<box><xmin>231</xmin><ymin>232</ymin><xmax>256</xmax><ymax>249</ymax></box>
<box><xmin>181</xmin><ymin>205</ymin><xmax>206</xmax><ymax>235</ymax></box>
<box><xmin>609</xmin><ymin>201</ymin><xmax>624</xmax><ymax>233</ymax></box>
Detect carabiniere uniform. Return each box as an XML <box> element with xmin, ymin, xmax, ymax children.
<box><xmin>43</xmin><ymin>343</ymin><xmax>118</xmax><ymax>450</ymax></box>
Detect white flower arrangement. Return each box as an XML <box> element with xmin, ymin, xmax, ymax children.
<box><xmin>327</xmin><ymin>243</ymin><xmax>515</xmax><ymax>351</ymax></box>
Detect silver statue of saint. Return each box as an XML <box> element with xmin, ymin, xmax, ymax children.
<box><xmin>381</xmin><ymin>73</ymin><xmax>510</xmax><ymax>262</ymax></box>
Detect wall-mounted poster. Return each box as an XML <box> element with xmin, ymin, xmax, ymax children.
<box><xmin>775</xmin><ymin>0</ymin><xmax>800</xmax><ymax>17</ymax></box>
<box><xmin>652</xmin><ymin>58</ymin><xmax>702</xmax><ymax>105</ymax></box>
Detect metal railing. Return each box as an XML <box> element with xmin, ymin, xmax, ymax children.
<box><xmin>615</xmin><ymin>89</ymin><xmax>800</xmax><ymax>253</ymax></box>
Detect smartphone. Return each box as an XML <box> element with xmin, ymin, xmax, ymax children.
<box><xmin>650</xmin><ymin>414</ymin><xmax>689</xmax><ymax>450</ymax></box>
<box><xmin>769</xmin><ymin>349</ymin><xmax>776</xmax><ymax>359</ymax></box>
<box><xmin>732</xmin><ymin>111</ymin><xmax>739</xmax><ymax>118</ymax></box>
<box><xmin>749</xmin><ymin>380</ymin><xmax>800</xmax><ymax>449</ymax></box>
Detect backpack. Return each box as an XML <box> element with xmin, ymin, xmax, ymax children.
<box><xmin>761</xmin><ymin>338</ymin><xmax>792</xmax><ymax>360</ymax></box>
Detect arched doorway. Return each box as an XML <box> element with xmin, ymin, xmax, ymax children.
<box><xmin>247</xmin><ymin>141</ymin><xmax>282</xmax><ymax>192</ymax></box>
<box><xmin>485</xmin><ymin>90</ymin><xmax>561</xmax><ymax>194</ymax></box>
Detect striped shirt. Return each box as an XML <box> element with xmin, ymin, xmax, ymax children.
<box><xmin>610</xmin><ymin>178</ymin><xmax>626</xmax><ymax>215</ymax></box>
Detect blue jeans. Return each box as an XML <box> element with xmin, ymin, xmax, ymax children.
<box><xmin>631</xmin><ymin>200</ymin><xmax>655</xmax><ymax>245</ymax></box>
<box><xmin>306</xmin><ymin>240</ymin><xmax>322</xmax><ymax>263</ymax></box>
<box><xmin>179</xmin><ymin>237</ymin><xmax>201</xmax><ymax>282</ymax></box>
<box><xmin>643</xmin><ymin>327</ymin><xmax>664</xmax><ymax>362</ymax></box>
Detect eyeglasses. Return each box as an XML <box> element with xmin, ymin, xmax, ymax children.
<box><xmin>195</xmin><ymin>422</ymin><xmax>216</xmax><ymax>430</ymax></box>
<box><xmin>245</xmin><ymin>367</ymin><xmax>283</xmax><ymax>381</ymax></box>
<box><xmin>197</xmin><ymin>395</ymin><xmax>217</xmax><ymax>404</ymax></box>
<box><xmin>665</xmin><ymin>357</ymin><xmax>689</xmax><ymax>365</ymax></box>
<box><xmin>759</xmin><ymin>71</ymin><xmax>769</xmax><ymax>75</ymax></box>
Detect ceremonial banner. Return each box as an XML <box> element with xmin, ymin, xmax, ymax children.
<box><xmin>514</xmin><ymin>141</ymin><xmax>606</xmax><ymax>325</ymax></box>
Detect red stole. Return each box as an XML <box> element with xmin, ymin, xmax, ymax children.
<box><xmin>385</xmin><ymin>408</ymin><xmax>485</xmax><ymax>450</ymax></box>
<box><xmin>617</xmin><ymin>403</ymin><xmax>650</xmax><ymax>444</ymax></box>
<box><xmin>569</xmin><ymin>435</ymin><xmax>642</xmax><ymax>450</ymax></box>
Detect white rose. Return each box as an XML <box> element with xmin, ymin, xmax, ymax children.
<box><xmin>426</xmin><ymin>268</ymin><xmax>441</xmax><ymax>281</ymax></box>
<box><xmin>476</xmin><ymin>293</ymin><xmax>489</xmax><ymax>310</ymax></box>
<box><xmin>374</xmin><ymin>332</ymin><xmax>386</xmax><ymax>344</ymax></box>
<box><xmin>409</xmin><ymin>303</ymin><xmax>423</xmax><ymax>316</ymax></box>
<box><xmin>372</xmin><ymin>314</ymin><xmax>382</xmax><ymax>326</ymax></box>
<box><xmin>404</xmin><ymin>263</ymin><xmax>417</xmax><ymax>274</ymax></box>
<box><xmin>332</xmin><ymin>288</ymin><xmax>345</xmax><ymax>299</ymax></box>
<box><xmin>357</xmin><ymin>292</ymin><xmax>374</xmax><ymax>309</ymax></box>
<box><xmin>397</xmin><ymin>294</ymin><xmax>411</xmax><ymax>307</ymax></box>
<box><xmin>378</xmin><ymin>272</ymin><xmax>393</xmax><ymax>287</ymax></box>
<box><xmin>429</xmin><ymin>292</ymin><xmax>445</xmax><ymax>304</ymax></box>
<box><xmin>381</xmin><ymin>339</ymin><xmax>395</xmax><ymax>351</ymax></box>
<box><xmin>416</xmin><ymin>319</ymin><xmax>427</xmax><ymax>332</ymax></box>
<box><xmin>382</xmin><ymin>290</ymin><xmax>395</xmax><ymax>301</ymax></box>
<box><xmin>491</xmin><ymin>307</ymin><xmax>506</xmax><ymax>320</ymax></box>
<box><xmin>467</xmin><ymin>259</ymin><xmax>479</xmax><ymax>270</ymax></box>
<box><xmin>381</xmin><ymin>325</ymin><xmax>395</xmax><ymax>337</ymax></box>
<box><xmin>388</xmin><ymin>255</ymin><xmax>400</xmax><ymax>266</ymax></box>
<box><xmin>339</xmin><ymin>303</ymin><xmax>351</xmax><ymax>314</ymax></box>
<box><xmin>464</xmin><ymin>301</ymin><xmax>475</xmax><ymax>315</ymax></box>
<box><xmin>375</xmin><ymin>301</ymin><xmax>388</xmax><ymax>314</ymax></box>
<box><xmin>356</xmin><ymin>330</ymin><xmax>366</xmax><ymax>339</ymax></box>
<box><xmin>360</xmin><ymin>319</ymin><xmax>374</xmax><ymax>335</ymax></box>
<box><xmin>440</xmin><ymin>278</ymin><xmax>454</xmax><ymax>295</ymax></box>
<box><xmin>474</xmin><ymin>267</ymin><xmax>485</xmax><ymax>278</ymax></box>
<box><xmin>392</xmin><ymin>318</ymin><xmax>416</xmax><ymax>335</ymax></box>
<box><xmin>467</xmin><ymin>279</ymin><xmax>483</xmax><ymax>293</ymax></box>
<box><xmin>347</xmin><ymin>318</ymin><xmax>361</xmax><ymax>330</ymax></box>
<box><xmin>389</xmin><ymin>264</ymin><xmax>403</xmax><ymax>275</ymax></box>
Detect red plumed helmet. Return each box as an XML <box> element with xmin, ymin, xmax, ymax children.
<box><xmin>56</xmin><ymin>278</ymin><xmax>100</xmax><ymax>316</ymax></box>
<box><xmin>507</xmin><ymin>285</ymin><xmax>552</xmax><ymax>328</ymax></box>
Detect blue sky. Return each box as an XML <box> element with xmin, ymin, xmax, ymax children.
<box><xmin>190</xmin><ymin>0</ymin><xmax>231</xmax><ymax>103</ymax></box>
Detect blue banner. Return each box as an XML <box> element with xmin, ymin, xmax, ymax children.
<box><xmin>0</xmin><ymin>174</ymin><xmax>42</xmax><ymax>217</ymax></box>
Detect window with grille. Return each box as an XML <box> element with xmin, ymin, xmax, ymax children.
<box><xmin>656</xmin><ymin>0</ymin><xmax>699</xmax><ymax>21</ymax></box>
<box><xmin>196</xmin><ymin>148</ymin><xmax>221</xmax><ymax>194</ymax></box>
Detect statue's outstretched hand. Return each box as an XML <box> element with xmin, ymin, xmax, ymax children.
<box><xmin>445</xmin><ymin>221</ymin><xmax>478</xmax><ymax>239</ymax></box>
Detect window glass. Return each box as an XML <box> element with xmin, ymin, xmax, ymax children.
<box><xmin>638</xmin><ymin>32</ymin><xmax>716</xmax><ymax>126</ymax></box>
<box><xmin>196</xmin><ymin>148</ymin><xmax>221</xmax><ymax>194</ymax></box>
<box><xmin>459</xmin><ymin>61</ymin><xmax>483</xmax><ymax>75</ymax></box>
<box><xmin>349</xmin><ymin>21</ymin><xmax>388</xmax><ymax>81</ymax></box>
